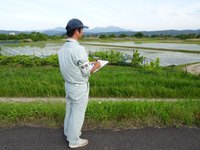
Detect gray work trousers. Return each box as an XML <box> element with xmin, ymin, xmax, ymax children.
<box><xmin>64</xmin><ymin>81</ymin><xmax>89</xmax><ymax>147</ymax></box>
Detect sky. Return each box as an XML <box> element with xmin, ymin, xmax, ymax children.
<box><xmin>0</xmin><ymin>0</ymin><xmax>200</xmax><ymax>31</ymax></box>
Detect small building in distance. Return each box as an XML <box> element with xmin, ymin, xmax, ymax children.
<box><xmin>9</xmin><ymin>32</ymin><xmax>15</xmax><ymax>35</ymax></box>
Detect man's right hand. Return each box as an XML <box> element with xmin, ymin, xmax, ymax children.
<box><xmin>90</xmin><ymin>61</ymin><xmax>101</xmax><ymax>74</ymax></box>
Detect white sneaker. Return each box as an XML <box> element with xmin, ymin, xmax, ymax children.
<box><xmin>69</xmin><ymin>139</ymin><xmax>88</xmax><ymax>149</ymax></box>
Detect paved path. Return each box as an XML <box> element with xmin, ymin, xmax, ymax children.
<box><xmin>0</xmin><ymin>126</ymin><xmax>200</xmax><ymax>150</ymax></box>
<box><xmin>185</xmin><ymin>63</ymin><xmax>200</xmax><ymax>75</ymax></box>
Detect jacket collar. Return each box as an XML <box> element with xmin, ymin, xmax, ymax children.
<box><xmin>67</xmin><ymin>38</ymin><xmax>79</xmax><ymax>44</ymax></box>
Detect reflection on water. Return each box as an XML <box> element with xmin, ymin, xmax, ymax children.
<box><xmin>82</xmin><ymin>42</ymin><xmax>200</xmax><ymax>51</ymax></box>
<box><xmin>0</xmin><ymin>43</ymin><xmax>63</xmax><ymax>57</ymax></box>
<box><xmin>1</xmin><ymin>42</ymin><xmax>200</xmax><ymax>66</ymax></box>
<box><xmin>82</xmin><ymin>44</ymin><xmax>200</xmax><ymax>67</ymax></box>
<box><xmin>29</xmin><ymin>43</ymin><xmax>47</xmax><ymax>48</ymax></box>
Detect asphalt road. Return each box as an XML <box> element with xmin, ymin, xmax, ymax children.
<box><xmin>0</xmin><ymin>126</ymin><xmax>200</xmax><ymax>150</ymax></box>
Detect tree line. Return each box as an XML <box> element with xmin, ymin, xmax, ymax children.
<box><xmin>0</xmin><ymin>32</ymin><xmax>66</xmax><ymax>42</ymax></box>
<box><xmin>1</xmin><ymin>31</ymin><xmax>200</xmax><ymax>42</ymax></box>
<box><xmin>96</xmin><ymin>32</ymin><xmax>200</xmax><ymax>39</ymax></box>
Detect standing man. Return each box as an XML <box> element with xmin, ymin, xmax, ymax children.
<box><xmin>58</xmin><ymin>18</ymin><xmax>101</xmax><ymax>148</ymax></box>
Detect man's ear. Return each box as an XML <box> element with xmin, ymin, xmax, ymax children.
<box><xmin>74</xmin><ymin>29</ymin><xmax>78</xmax><ymax>35</ymax></box>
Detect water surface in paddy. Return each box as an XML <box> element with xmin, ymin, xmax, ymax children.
<box><xmin>1</xmin><ymin>42</ymin><xmax>200</xmax><ymax>66</ymax></box>
<box><xmin>82</xmin><ymin>44</ymin><xmax>200</xmax><ymax>66</ymax></box>
<box><xmin>82</xmin><ymin>42</ymin><xmax>200</xmax><ymax>51</ymax></box>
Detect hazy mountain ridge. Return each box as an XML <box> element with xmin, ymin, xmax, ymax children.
<box><xmin>84</xmin><ymin>26</ymin><xmax>132</xmax><ymax>33</ymax></box>
<box><xmin>0</xmin><ymin>26</ymin><xmax>200</xmax><ymax>36</ymax></box>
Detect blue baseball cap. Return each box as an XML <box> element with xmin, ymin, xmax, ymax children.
<box><xmin>66</xmin><ymin>18</ymin><xmax>89</xmax><ymax>30</ymax></box>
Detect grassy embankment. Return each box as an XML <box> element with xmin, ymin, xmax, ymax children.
<box><xmin>0</xmin><ymin>65</ymin><xmax>200</xmax><ymax>98</ymax></box>
<box><xmin>0</xmin><ymin>65</ymin><xmax>200</xmax><ymax>129</ymax></box>
<box><xmin>1</xmin><ymin>99</ymin><xmax>200</xmax><ymax>129</ymax></box>
<box><xmin>0</xmin><ymin>40</ymin><xmax>200</xmax><ymax>129</ymax></box>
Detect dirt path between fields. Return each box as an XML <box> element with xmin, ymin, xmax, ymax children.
<box><xmin>184</xmin><ymin>63</ymin><xmax>200</xmax><ymax>75</ymax></box>
<box><xmin>0</xmin><ymin>97</ymin><xmax>199</xmax><ymax>102</ymax></box>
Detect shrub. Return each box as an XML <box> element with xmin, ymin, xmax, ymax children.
<box><xmin>99</xmin><ymin>34</ymin><xmax>106</xmax><ymax>39</ymax></box>
<box><xmin>135</xmin><ymin>32</ymin><xmax>144</xmax><ymax>38</ymax></box>
<box><xmin>142</xmin><ymin>58</ymin><xmax>162</xmax><ymax>74</ymax></box>
<box><xmin>94</xmin><ymin>50</ymin><xmax>125</xmax><ymax>64</ymax></box>
<box><xmin>131</xmin><ymin>50</ymin><xmax>146</xmax><ymax>66</ymax></box>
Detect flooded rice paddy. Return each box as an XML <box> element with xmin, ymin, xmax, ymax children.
<box><xmin>0</xmin><ymin>42</ymin><xmax>200</xmax><ymax>66</ymax></box>
<box><xmin>82</xmin><ymin>42</ymin><xmax>200</xmax><ymax>52</ymax></box>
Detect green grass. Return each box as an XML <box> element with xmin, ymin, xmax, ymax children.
<box><xmin>0</xmin><ymin>65</ymin><xmax>200</xmax><ymax>98</ymax></box>
<box><xmin>0</xmin><ymin>99</ymin><xmax>199</xmax><ymax>129</ymax></box>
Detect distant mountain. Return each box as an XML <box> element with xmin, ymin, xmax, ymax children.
<box><xmin>0</xmin><ymin>30</ymin><xmax>30</xmax><ymax>35</ymax></box>
<box><xmin>0</xmin><ymin>27</ymin><xmax>200</xmax><ymax>36</ymax></box>
<box><xmin>53</xmin><ymin>27</ymin><xmax>66</xmax><ymax>31</ymax></box>
<box><xmin>83</xmin><ymin>29</ymin><xmax>200</xmax><ymax>36</ymax></box>
<box><xmin>84</xmin><ymin>26</ymin><xmax>132</xmax><ymax>33</ymax></box>
<box><xmin>40</xmin><ymin>26</ymin><xmax>131</xmax><ymax>34</ymax></box>
<box><xmin>41</xmin><ymin>27</ymin><xmax>66</xmax><ymax>35</ymax></box>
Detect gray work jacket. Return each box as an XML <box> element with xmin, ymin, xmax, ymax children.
<box><xmin>58</xmin><ymin>38</ymin><xmax>92</xmax><ymax>84</ymax></box>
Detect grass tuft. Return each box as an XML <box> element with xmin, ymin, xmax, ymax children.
<box><xmin>0</xmin><ymin>100</ymin><xmax>199</xmax><ymax>129</ymax></box>
<box><xmin>0</xmin><ymin>66</ymin><xmax>200</xmax><ymax>98</ymax></box>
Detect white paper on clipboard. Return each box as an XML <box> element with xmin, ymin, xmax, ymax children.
<box><xmin>91</xmin><ymin>60</ymin><xmax>109</xmax><ymax>73</ymax></box>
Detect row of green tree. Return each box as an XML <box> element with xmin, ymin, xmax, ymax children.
<box><xmin>98</xmin><ymin>32</ymin><xmax>200</xmax><ymax>39</ymax></box>
<box><xmin>1</xmin><ymin>31</ymin><xmax>200</xmax><ymax>42</ymax></box>
<box><xmin>0</xmin><ymin>32</ymin><xmax>66</xmax><ymax>42</ymax></box>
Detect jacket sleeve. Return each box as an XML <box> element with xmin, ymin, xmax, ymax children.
<box><xmin>73</xmin><ymin>47</ymin><xmax>92</xmax><ymax>77</ymax></box>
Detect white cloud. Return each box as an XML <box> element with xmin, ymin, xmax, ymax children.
<box><xmin>0</xmin><ymin>0</ymin><xmax>200</xmax><ymax>31</ymax></box>
<box><xmin>168</xmin><ymin>13</ymin><xmax>178</xmax><ymax>16</ymax></box>
<box><xmin>195</xmin><ymin>9</ymin><xmax>200</xmax><ymax>18</ymax></box>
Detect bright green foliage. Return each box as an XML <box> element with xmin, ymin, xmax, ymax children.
<box><xmin>0</xmin><ymin>32</ymin><xmax>60</xmax><ymax>42</ymax></box>
<box><xmin>0</xmin><ymin>50</ymin><xmax>129</xmax><ymax>67</ymax></box>
<box><xmin>0</xmin><ymin>46</ymin><xmax>2</xmax><ymax>56</ymax></box>
<box><xmin>89</xmin><ymin>56</ymin><xmax>96</xmax><ymax>62</ymax></box>
<box><xmin>0</xmin><ymin>55</ymin><xmax>59</xmax><ymax>67</ymax></box>
<box><xmin>0</xmin><ymin>65</ymin><xmax>200</xmax><ymax>98</ymax></box>
<box><xmin>131</xmin><ymin>50</ymin><xmax>146</xmax><ymax>66</ymax></box>
<box><xmin>86</xmin><ymin>100</ymin><xmax>200</xmax><ymax>127</ymax></box>
<box><xmin>94</xmin><ymin>50</ymin><xmax>125</xmax><ymax>64</ymax></box>
<box><xmin>49</xmin><ymin>35</ymin><xmax>61</xmax><ymax>40</ymax></box>
<box><xmin>142</xmin><ymin>58</ymin><xmax>162</xmax><ymax>74</ymax></box>
<box><xmin>0</xmin><ymin>101</ymin><xmax>65</xmax><ymax>126</ymax></box>
<box><xmin>119</xmin><ymin>34</ymin><xmax>128</xmax><ymax>38</ymax></box>
<box><xmin>31</xmin><ymin>32</ymin><xmax>47</xmax><ymax>42</ymax></box>
<box><xmin>109</xmin><ymin>33</ymin><xmax>117</xmax><ymax>38</ymax></box>
<box><xmin>135</xmin><ymin>32</ymin><xmax>144</xmax><ymax>38</ymax></box>
<box><xmin>0</xmin><ymin>100</ymin><xmax>199</xmax><ymax>127</ymax></box>
<box><xmin>99</xmin><ymin>34</ymin><xmax>106</xmax><ymax>39</ymax></box>
<box><xmin>18</xmin><ymin>33</ymin><xmax>29</xmax><ymax>39</ymax></box>
<box><xmin>105</xmin><ymin>35</ymin><xmax>110</xmax><ymax>38</ymax></box>
<box><xmin>151</xmin><ymin>34</ymin><xmax>159</xmax><ymax>38</ymax></box>
<box><xmin>176</xmin><ymin>33</ymin><xmax>197</xmax><ymax>39</ymax></box>
<box><xmin>0</xmin><ymin>34</ymin><xmax>8</xmax><ymax>40</ymax></box>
